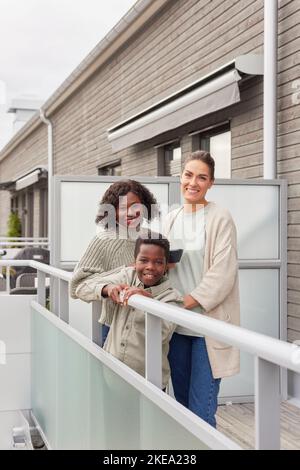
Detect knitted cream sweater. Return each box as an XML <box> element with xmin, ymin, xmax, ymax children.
<box><xmin>70</xmin><ymin>229</ymin><xmax>136</xmax><ymax>325</ymax></box>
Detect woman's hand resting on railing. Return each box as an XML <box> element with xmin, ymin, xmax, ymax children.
<box><xmin>183</xmin><ymin>294</ymin><xmax>199</xmax><ymax>310</ymax></box>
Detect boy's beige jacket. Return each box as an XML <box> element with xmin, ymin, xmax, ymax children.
<box><xmin>163</xmin><ymin>202</ymin><xmax>240</xmax><ymax>379</ymax></box>
<box><xmin>75</xmin><ymin>266</ymin><xmax>183</xmax><ymax>388</ymax></box>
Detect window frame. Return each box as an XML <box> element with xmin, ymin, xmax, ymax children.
<box><xmin>157</xmin><ymin>140</ymin><xmax>182</xmax><ymax>176</ymax></box>
<box><xmin>192</xmin><ymin>122</ymin><xmax>231</xmax><ymax>179</ymax></box>
<box><xmin>97</xmin><ymin>159</ymin><xmax>122</xmax><ymax>176</ymax></box>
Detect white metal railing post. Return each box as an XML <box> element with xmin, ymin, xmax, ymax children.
<box><xmin>50</xmin><ymin>277</ymin><xmax>59</xmax><ymax>316</ymax></box>
<box><xmin>145</xmin><ymin>312</ymin><xmax>162</xmax><ymax>389</ymax></box>
<box><xmin>58</xmin><ymin>279</ymin><xmax>69</xmax><ymax>323</ymax></box>
<box><xmin>255</xmin><ymin>356</ymin><xmax>281</xmax><ymax>450</ymax></box>
<box><xmin>37</xmin><ymin>270</ymin><xmax>46</xmax><ymax>307</ymax></box>
<box><xmin>92</xmin><ymin>302</ymin><xmax>102</xmax><ymax>347</ymax></box>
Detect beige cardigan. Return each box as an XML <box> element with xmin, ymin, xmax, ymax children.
<box><xmin>163</xmin><ymin>202</ymin><xmax>240</xmax><ymax>379</ymax></box>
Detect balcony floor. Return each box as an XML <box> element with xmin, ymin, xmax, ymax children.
<box><xmin>216</xmin><ymin>401</ymin><xmax>300</xmax><ymax>450</ymax></box>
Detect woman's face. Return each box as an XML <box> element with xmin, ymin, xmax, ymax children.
<box><xmin>181</xmin><ymin>159</ymin><xmax>214</xmax><ymax>205</ymax></box>
<box><xmin>117</xmin><ymin>191</ymin><xmax>143</xmax><ymax>227</ymax></box>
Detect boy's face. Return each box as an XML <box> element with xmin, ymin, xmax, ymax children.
<box><xmin>135</xmin><ymin>244</ymin><xmax>167</xmax><ymax>287</ymax></box>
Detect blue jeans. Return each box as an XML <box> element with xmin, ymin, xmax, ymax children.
<box><xmin>101</xmin><ymin>324</ymin><xmax>110</xmax><ymax>347</ymax></box>
<box><xmin>168</xmin><ymin>333</ymin><xmax>221</xmax><ymax>428</ymax></box>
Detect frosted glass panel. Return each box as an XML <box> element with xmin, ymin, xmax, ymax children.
<box><xmin>59</xmin><ymin>180</ymin><xmax>280</xmax><ymax>262</ymax></box>
<box><xmin>140</xmin><ymin>397</ymin><xmax>208</xmax><ymax>450</ymax></box>
<box><xmin>57</xmin><ymin>332</ymin><xmax>90</xmax><ymax>449</ymax></box>
<box><xmin>60</xmin><ymin>182</ymin><xmax>110</xmax><ymax>264</ymax></box>
<box><xmin>219</xmin><ymin>269</ymin><xmax>279</xmax><ymax>399</ymax></box>
<box><xmin>208</xmin><ymin>185</ymin><xmax>279</xmax><ymax>259</ymax></box>
<box><xmin>31</xmin><ymin>311</ymin><xmax>58</xmax><ymax>448</ymax></box>
<box><xmin>60</xmin><ymin>181</ymin><xmax>169</xmax><ymax>263</ymax></box>
<box><xmin>32</xmin><ymin>308</ymin><xmax>213</xmax><ymax>449</ymax></box>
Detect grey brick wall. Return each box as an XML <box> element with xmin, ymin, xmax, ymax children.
<box><xmin>50</xmin><ymin>0</ymin><xmax>265</xmax><ymax>177</ymax></box>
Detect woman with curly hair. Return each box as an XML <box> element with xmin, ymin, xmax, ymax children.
<box><xmin>70</xmin><ymin>179</ymin><xmax>158</xmax><ymax>344</ymax></box>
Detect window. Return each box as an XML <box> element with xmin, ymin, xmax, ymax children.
<box><xmin>10</xmin><ymin>195</ymin><xmax>19</xmax><ymax>213</ymax></box>
<box><xmin>98</xmin><ymin>160</ymin><xmax>122</xmax><ymax>176</ymax></box>
<box><xmin>21</xmin><ymin>194</ymin><xmax>26</xmax><ymax>237</ymax></box>
<box><xmin>193</xmin><ymin>123</ymin><xmax>231</xmax><ymax>178</ymax></box>
<box><xmin>161</xmin><ymin>141</ymin><xmax>182</xmax><ymax>176</ymax></box>
<box><xmin>39</xmin><ymin>188</ymin><xmax>48</xmax><ymax>237</ymax></box>
<box><xmin>27</xmin><ymin>191</ymin><xmax>34</xmax><ymax>237</ymax></box>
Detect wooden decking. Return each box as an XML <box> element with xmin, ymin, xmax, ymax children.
<box><xmin>216</xmin><ymin>401</ymin><xmax>300</xmax><ymax>450</ymax></box>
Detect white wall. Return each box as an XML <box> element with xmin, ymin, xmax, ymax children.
<box><xmin>0</xmin><ymin>295</ymin><xmax>33</xmax><ymax>412</ymax></box>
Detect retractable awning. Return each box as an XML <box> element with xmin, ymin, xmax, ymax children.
<box><xmin>108</xmin><ymin>54</ymin><xmax>263</xmax><ymax>152</ymax></box>
<box><xmin>16</xmin><ymin>169</ymin><xmax>41</xmax><ymax>191</ymax></box>
<box><xmin>0</xmin><ymin>167</ymin><xmax>47</xmax><ymax>192</ymax></box>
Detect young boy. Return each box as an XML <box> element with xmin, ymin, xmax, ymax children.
<box><xmin>75</xmin><ymin>232</ymin><xmax>182</xmax><ymax>389</ymax></box>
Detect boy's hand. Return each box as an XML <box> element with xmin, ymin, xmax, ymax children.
<box><xmin>121</xmin><ymin>287</ymin><xmax>152</xmax><ymax>306</ymax></box>
<box><xmin>103</xmin><ymin>284</ymin><xmax>129</xmax><ymax>304</ymax></box>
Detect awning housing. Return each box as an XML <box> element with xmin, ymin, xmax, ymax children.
<box><xmin>0</xmin><ymin>180</ymin><xmax>14</xmax><ymax>191</ymax></box>
<box><xmin>108</xmin><ymin>54</ymin><xmax>263</xmax><ymax>152</ymax></box>
<box><xmin>16</xmin><ymin>169</ymin><xmax>41</xmax><ymax>191</ymax></box>
<box><xmin>0</xmin><ymin>167</ymin><xmax>47</xmax><ymax>192</ymax></box>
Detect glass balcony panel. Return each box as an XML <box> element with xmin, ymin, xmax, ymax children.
<box><xmin>140</xmin><ymin>396</ymin><xmax>209</xmax><ymax>450</ymax></box>
<box><xmin>32</xmin><ymin>307</ymin><xmax>227</xmax><ymax>449</ymax></box>
<box><xmin>56</xmin><ymin>330</ymin><xmax>90</xmax><ymax>449</ymax></box>
<box><xmin>31</xmin><ymin>311</ymin><xmax>58</xmax><ymax>448</ymax></box>
<box><xmin>219</xmin><ymin>269</ymin><xmax>279</xmax><ymax>399</ymax></box>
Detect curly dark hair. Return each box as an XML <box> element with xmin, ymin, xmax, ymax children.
<box><xmin>95</xmin><ymin>179</ymin><xmax>159</xmax><ymax>225</ymax></box>
<box><xmin>134</xmin><ymin>230</ymin><xmax>170</xmax><ymax>261</ymax></box>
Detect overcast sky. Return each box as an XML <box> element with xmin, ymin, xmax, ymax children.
<box><xmin>0</xmin><ymin>0</ymin><xmax>136</xmax><ymax>149</ymax></box>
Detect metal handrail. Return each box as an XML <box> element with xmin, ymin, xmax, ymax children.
<box><xmin>129</xmin><ymin>295</ymin><xmax>300</xmax><ymax>375</ymax></box>
<box><xmin>0</xmin><ymin>259</ymin><xmax>299</xmax><ymax>372</ymax></box>
<box><xmin>1</xmin><ymin>260</ymin><xmax>298</xmax><ymax>373</ymax></box>
<box><xmin>0</xmin><ymin>237</ymin><xmax>49</xmax><ymax>248</ymax></box>
<box><xmin>1</xmin><ymin>259</ymin><xmax>299</xmax><ymax>450</ymax></box>
<box><xmin>0</xmin><ymin>260</ymin><xmax>70</xmax><ymax>293</ymax></box>
<box><xmin>0</xmin><ymin>237</ymin><xmax>48</xmax><ymax>240</ymax></box>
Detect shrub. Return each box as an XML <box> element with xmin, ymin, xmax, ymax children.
<box><xmin>7</xmin><ymin>211</ymin><xmax>22</xmax><ymax>239</ymax></box>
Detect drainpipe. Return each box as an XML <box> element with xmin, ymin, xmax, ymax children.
<box><xmin>39</xmin><ymin>109</ymin><xmax>53</xmax><ymax>258</ymax></box>
<box><xmin>264</xmin><ymin>0</ymin><xmax>278</xmax><ymax>179</ymax></box>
